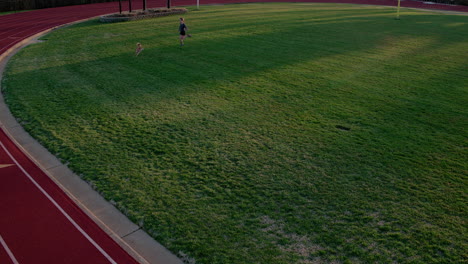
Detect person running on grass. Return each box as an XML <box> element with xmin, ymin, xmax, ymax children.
<box><xmin>179</xmin><ymin>17</ymin><xmax>191</xmax><ymax>46</ymax></box>
<box><xmin>135</xmin><ymin>42</ymin><xmax>144</xmax><ymax>56</ymax></box>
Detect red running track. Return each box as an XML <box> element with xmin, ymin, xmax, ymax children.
<box><xmin>0</xmin><ymin>129</ymin><xmax>139</xmax><ymax>263</ymax></box>
<box><xmin>0</xmin><ymin>0</ymin><xmax>466</xmax><ymax>263</ymax></box>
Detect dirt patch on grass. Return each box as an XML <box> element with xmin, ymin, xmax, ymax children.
<box><xmin>260</xmin><ymin>216</ymin><xmax>325</xmax><ymax>263</ymax></box>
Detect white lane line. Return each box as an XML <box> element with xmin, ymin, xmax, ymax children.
<box><xmin>0</xmin><ymin>234</ymin><xmax>19</xmax><ymax>264</ymax></box>
<box><xmin>0</xmin><ymin>141</ymin><xmax>117</xmax><ymax>264</ymax></box>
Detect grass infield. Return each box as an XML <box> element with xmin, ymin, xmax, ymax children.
<box><xmin>2</xmin><ymin>3</ymin><xmax>467</xmax><ymax>263</ymax></box>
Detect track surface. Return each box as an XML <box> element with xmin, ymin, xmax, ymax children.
<box><xmin>0</xmin><ymin>0</ymin><xmax>466</xmax><ymax>263</ymax></box>
<box><xmin>0</xmin><ymin>129</ymin><xmax>139</xmax><ymax>263</ymax></box>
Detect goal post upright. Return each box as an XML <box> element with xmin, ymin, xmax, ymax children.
<box><xmin>396</xmin><ymin>0</ymin><xmax>401</xmax><ymax>19</ymax></box>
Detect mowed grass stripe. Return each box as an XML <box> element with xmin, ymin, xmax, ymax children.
<box><xmin>2</xmin><ymin>3</ymin><xmax>467</xmax><ymax>263</ymax></box>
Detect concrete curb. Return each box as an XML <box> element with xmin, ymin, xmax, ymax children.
<box><xmin>0</xmin><ymin>20</ymin><xmax>183</xmax><ymax>264</ymax></box>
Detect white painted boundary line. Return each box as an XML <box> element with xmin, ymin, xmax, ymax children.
<box><xmin>0</xmin><ymin>141</ymin><xmax>117</xmax><ymax>264</ymax></box>
<box><xmin>0</xmin><ymin>234</ymin><xmax>19</xmax><ymax>264</ymax></box>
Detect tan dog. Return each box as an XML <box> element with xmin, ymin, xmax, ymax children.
<box><xmin>135</xmin><ymin>42</ymin><xmax>144</xmax><ymax>56</ymax></box>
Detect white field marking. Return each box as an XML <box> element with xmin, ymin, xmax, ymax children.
<box><xmin>0</xmin><ymin>234</ymin><xmax>19</xmax><ymax>264</ymax></box>
<box><xmin>0</xmin><ymin>141</ymin><xmax>117</xmax><ymax>264</ymax></box>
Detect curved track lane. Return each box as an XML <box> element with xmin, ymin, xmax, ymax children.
<box><xmin>0</xmin><ymin>129</ymin><xmax>139</xmax><ymax>263</ymax></box>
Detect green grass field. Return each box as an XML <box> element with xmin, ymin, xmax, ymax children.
<box><xmin>0</xmin><ymin>10</ymin><xmax>29</xmax><ymax>15</ymax></box>
<box><xmin>2</xmin><ymin>3</ymin><xmax>467</xmax><ymax>263</ymax></box>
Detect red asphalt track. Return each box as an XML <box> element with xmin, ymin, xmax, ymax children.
<box><xmin>0</xmin><ymin>129</ymin><xmax>139</xmax><ymax>263</ymax></box>
<box><xmin>0</xmin><ymin>0</ymin><xmax>466</xmax><ymax>263</ymax></box>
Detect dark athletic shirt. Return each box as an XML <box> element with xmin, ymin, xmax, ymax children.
<box><xmin>179</xmin><ymin>23</ymin><xmax>187</xmax><ymax>32</ymax></box>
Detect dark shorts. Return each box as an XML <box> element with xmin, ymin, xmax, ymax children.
<box><xmin>180</xmin><ymin>31</ymin><xmax>186</xmax><ymax>36</ymax></box>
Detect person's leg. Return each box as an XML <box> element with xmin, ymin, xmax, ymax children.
<box><xmin>180</xmin><ymin>33</ymin><xmax>186</xmax><ymax>46</ymax></box>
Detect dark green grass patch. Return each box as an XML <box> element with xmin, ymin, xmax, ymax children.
<box><xmin>2</xmin><ymin>3</ymin><xmax>467</xmax><ymax>263</ymax></box>
<box><xmin>0</xmin><ymin>10</ymin><xmax>30</xmax><ymax>15</ymax></box>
